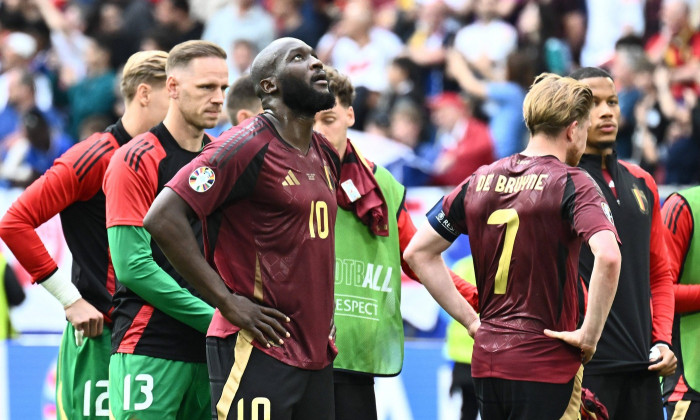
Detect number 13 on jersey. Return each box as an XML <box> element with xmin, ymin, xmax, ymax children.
<box><xmin>487</xmin><ymin>209</ymin><xmax>520</xmax><ymax>294</ymax></box>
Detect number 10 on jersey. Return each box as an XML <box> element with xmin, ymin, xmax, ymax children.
<box><xmin>309</xmin><ymin>200</ymin><xmax>329</xmax><ymax>239</ymax></box>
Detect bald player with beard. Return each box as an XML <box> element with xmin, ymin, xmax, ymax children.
<box><xmin>144</xmin><ymin>37</ymin><xmax>341</xmax><ymax>420</ymax></box>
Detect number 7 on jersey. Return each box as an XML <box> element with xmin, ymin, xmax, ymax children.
<box><xmin>487</xmin><ymin>209</ymin><xmax>519</xmax><ymax>294</ymax></box>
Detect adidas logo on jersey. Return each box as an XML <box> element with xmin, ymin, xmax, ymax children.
<box><xmin>282</xmin><ymin>170</ymin><xmax>300</xmax><ymax>186</ymax></box>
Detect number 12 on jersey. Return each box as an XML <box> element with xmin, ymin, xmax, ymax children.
<box><xmin>487</xmin><ymin>209</ymin><xmax>520</xmax><ymax>294</ymax></box>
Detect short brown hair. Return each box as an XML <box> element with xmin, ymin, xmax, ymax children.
<box><xmin>226</xmin><ymin>74</ymin><xmax>260</xmax><ymax>125</ymax></box>
<box><xmin>523</xmin><ymin>73</ymin><xmax>593</xmax><ymax>137</ymax></box>
<box><xmin>324</xmin><ymin>66</ymin><xmax>355</xmax><ymax>108</ymax></box>
<box><xmin>120</xmin><ymin>50</ymin><xmax>168</xmax><ymax>102</ymax></box>
<box><xmin>166</xmin><ymin>40</ymin><xmax>227</xmax><ymax>74</ymax></box>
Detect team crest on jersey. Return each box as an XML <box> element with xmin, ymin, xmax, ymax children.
<box><xmin>631</xmin><ymin>185</ymin><xmax>649</xmax><ymax>214</ymax></box>
<box><xmin>601</xmin><ymin>202</ymin><xmax>614</xmax><ymax>225</ymax></box>
<box><xmin>189</xmin><ymin>166</ymin><xmax>215</xmax><ymax>192</ymax></box>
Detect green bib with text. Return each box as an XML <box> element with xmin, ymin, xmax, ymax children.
<box><xmin>678</xmin><ymin>187</ymin><xmax>700</xmax><ymax>390</ymax></box>
<box><xmin>333</xmin><ymin>166</ymin><xmax>405</xmax><ymax>375</ymax></box>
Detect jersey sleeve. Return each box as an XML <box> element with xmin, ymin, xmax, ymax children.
<box><xmin>563</xmin><ymin>169</ymin><xmax>620</xmax><ymax>243</ymax></box>
<box><xmin>426</xmin><ymin>178</ymin><xmax>471</xmax><ymax>242</ymax></box>
<box><xmin>661</xmin><ymin>194</ymin><xmax>700</xmax><ymax>313</ymax></box>
<box><xmin>107</xmin><ymin>225</ymin><xmax>214</xmax><ymax>333</ymax></box>
<box><xmin>104</xmin><ymin>137</ymin><xmax>162</xmax><ymax>228</ymax></box>
<box><xmin>165</xmin><ymin>129</ymin><xmax>266</xmax><ymax>219</ymax></box>
<box><xmin>0</xmin><ymin>138</ymin><xmax>111</xmax><ymax>283</ymax></box>
<box><xmin>643</xmin><ymin>171</ymin><xmax>675</xmax><ymax>345</ymax></box>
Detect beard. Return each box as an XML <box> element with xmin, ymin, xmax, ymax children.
<box><xmin>280</xmin><ymin>73</ymin><xmax>336</xmax><ymax>117</ymax></box>
<box><xmin>588</xmin><ymin>139</ymin><xmax>616</xmax><ymax>150</ymax></box>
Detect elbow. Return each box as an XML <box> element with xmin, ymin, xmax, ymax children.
<box><xmin>597</xmin><ymin>244</ymin><xmax>622</xmax><ymax>283</ymax></box>
<box><xmin>403</xmin><ymin>244</ymin><xmax>419</xmax><ymax>273</ymax></box>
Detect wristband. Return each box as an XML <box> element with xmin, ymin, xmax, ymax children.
<box><xmin>40</xmin><ymin>272</ymin><xmax>82</xmax><ymax>308</ymax></box>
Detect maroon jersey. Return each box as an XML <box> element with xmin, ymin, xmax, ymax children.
<box><xmin>166</xmin><ymin>115</ymin><xmax>340</xmax><ymax>370</ymax></box>
<box><xmin>428</xmin><ymin>154</ymin><xmax>618</xmax><ymax>383</ymax></box>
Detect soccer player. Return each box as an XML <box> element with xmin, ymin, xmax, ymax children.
<box><xmin>570</xmin><ymin>67</ymin><xmax>677</xmax><ymax>419</ymax></box>
<box><xmin>143</xmin><ymin>37</ymin><xmax>339</xmax><ymax>420</ymax></box>
<box><xmin>0</xmin><ymin>50</ymin><xmax>169</xmax><ymax>419</ymax></box>
<box><xmin>313</xmin><ymin>66</ymin><xmax>479</xmax><ymax>420</ymax></box>
<box><xmin>225</xmin><ymin>74</ymin><xmax>263</xmax><ymax>125</ymax></box>
<box><xmin>404</xmin><ymin>73</ymin><xmax>622</xmax><ymax>419</ymax></box>
<box><xmin>661</xmin><ymin>186</ymin><xmax>700</xmax><ymax>418</ymax></box>
<box><xmin>102</xmin><ymin>41</ymin><xmax>228</xmax><ymax>419</ymax></box>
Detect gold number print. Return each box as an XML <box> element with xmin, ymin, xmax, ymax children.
<box><xmin>487</xmin><ymin>209</ymin><xmax>519</xmax><ymax>294</ymax></box>
<box><xmin>309</xmin><ymin>200</ymin><xmax>329</xmax><ymax>239</ymax></box>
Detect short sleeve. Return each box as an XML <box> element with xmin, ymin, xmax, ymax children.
<box><xmin>563</xmin><ymin>169</ymin><xmax>619</xmax><ymax>243</ymax></box>
<box><xmin>104</xmin><ymin>142</ymin><xmax>162</xmax><ymax>228</ymax></box>
<box><xmin>166</xmin><ymin>126</ymin><xmax>267</xmax><ymax>218</ymax></box>
<box><xmin>426</xmin><ymin>178</ymin><xmax>470</xmax><ymax>242</ymax></box>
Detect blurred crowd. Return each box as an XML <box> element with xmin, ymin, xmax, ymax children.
<box><xmin>0</xmin><ymin>0</ymin><xmax>699</xmax><ymax>189</ymax></box>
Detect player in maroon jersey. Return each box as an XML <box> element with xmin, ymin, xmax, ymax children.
<box><xmin>143</xmin><ymin>37</ymin><xmax>339</xmax><ymax>420</ymax></box>
<box><xmin>405</xmin><ymin>73</ymin><xmax>622</xmax><ymax>420</ymax></box>
<box><xmin>0</xmin><ymin>50</ymin><xmax>169</xmax><ymax>419</ymax></box>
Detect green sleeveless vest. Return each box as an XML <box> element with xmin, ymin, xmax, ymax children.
<box><xmin>677</xmin><ymin>187</ymin><xmax>700</xmax><ymax>390</ymax></box>
<box><xmin>0</xmin><ymin>253</ymin><xmax>12</xmax><ymax>339</ymax></box>
<box><xmin>333</xmin><ymin>166</ymin><xmax>405</xmax><ymax>375</ymax></box>
<box><xmin>445</xmin><ymin>256</ymin><xmax>476</xmax><ymax>364</ymax></box>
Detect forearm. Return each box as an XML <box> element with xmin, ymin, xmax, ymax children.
<box><xmin>674</xmin><ymin>283</ymin><xmax>700</xmax><ymax>313</ymax></box>
<box><xmin>580</xmin><ymin>235</ymin><xmax>620</xmax><ymax>345</ymax></box>
<box><xmin>108</xmin><ymin>226</ymin><xmax>213</xmax><ymax>333</ymax></box>
<box><xmin>144</xmin><ymin>192</ymin><xmax>235</xmax><ymax>313</ymax></box>
<box><xmin>407</xmin><ymin>251</ymin><xmax>479</xmax><ymax>329</ymax></box>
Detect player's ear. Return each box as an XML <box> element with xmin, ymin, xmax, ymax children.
<box><xmin>166</xmin><ymin>75</ymin><xmax>178</xmax><ymax>99</ymax></box>
<box><xmin>136</xmin><ymin>83</ymin><xmax>151</xmax><ymax>107</ymax></box>
<box><xmin>565</xmin><ymin>120</ymin><xmax>578</xmax><ymax>143</ymax></box>
<box><xmin>259</xmin><ymin>77</ymin><xmax>278</xmax><ymax>95</ymax></box>
<box><xmin>347</xmin><ymin>105</ymin><xmax>355</xmax><ymax>127</ymax></box>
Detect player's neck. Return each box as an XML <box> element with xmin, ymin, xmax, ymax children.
<box><xmin>584</xmin><ymin>144</ymin><xmax>614</xmax><ymax>157</ymax></box>
<box><xmin>521</xmin><ymin>134</ymin><xmax>566</xmax><ymax>163</ymax></box>
<box><xmin>121</xmin><ymin>103</ymin><xmax>155</xmax><ymax>137</ymax></box>
<box><xmin>264</xmin><ymin>111</ymin><xmax>315</xmax><ymax>154</ymax></box>
<box><xmin>163</xmin><ymin>112</ymin><xmax>205</xmax><ymax>153</ymax></box>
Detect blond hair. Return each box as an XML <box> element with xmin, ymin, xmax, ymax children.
<box><xmin>523</xmin><ymin>73</ymin><xmax>593</xmax><ymax>137</ymax></box>
<box><xmin>166</xmin><ymin>40</ymin><xmax>227</xmax><ymax>74</ymax></box>
<box><xmin>120</xmin><ymin>50</ymin><xmax>168</xmax><ymax>102</ymax></box>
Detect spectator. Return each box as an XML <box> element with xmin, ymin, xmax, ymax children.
<box><xmin>66</xmin><ymin>36</ymin><xmax>116</xmax><ymax>140</ymax></box>
<box><xmin>452</xmin><ymin>0</ymin><xmax>518</xmax><ymax>76</ymax></box>
<box><xmin>580</xmin><ymin>0</ymin><xmax>645</xmax><ymax>67</ymax></box>
<box><xmin>0</xmin><ymin>31</ymin><xmax>53</xmax><ymax>112</ymax></box>
<box><xmin>446</xmin><ymin>49</ymin><xmax>533</xmax><ymax>159</ymax></box>
<box><xmin>226</xmin><ymin>39</ymin><xmax>257</xmax><ymax>84</ymax></box>
<box><xmin>317</xmin><ymin>0</ymin><xmax>404</xmax><ymax>128</ymax></box>
<box><xmin>610</xmin><ymin>43</ymin><xmax>646</xmax><ymax>159</ymax></box>
<box><xmin>0</xmin><ymin>108</ymin><xmax>71</xmax><ymax>188</ymax></box>
<box><xmin>645</xmin><ymin>0</ymin><xmax>700</xmax><ymax>100</ymax></box>
<box><xmin>270</xmin><ymin>0</ymin><xmax>329</xmax><ymax>47</ymax></box>
<box><xmin>154</xmin><ymin>0</ymin><xmax>204</xmax><ymax>45</ymax></box>
<box><xmin>405</xmin><ymin>0</ymin><xmax>461</xmax><ymax>95</ymax></box>
<box><xmin>426</xmin><ymin>92</ymin><xmax>494</xmax><ymax>186</ymax></box>
<box><xmin>201</xmin><ymin>0</ymin><xmax>276</xmax><ymax>53</ymax></box>
<box><xmin>33</xmin><ymin>0</ymin><xmax>90</xmax><ymax>87</ymax></box>
<box><xmin>372</xmin><ymin>56</ymin><xmax>427</xmax><ymax>134</ymax></box>
<box><xmin>0</xmin><ymin>68</ymin><xmax>65</xmax><ymax>143</ymax></box>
